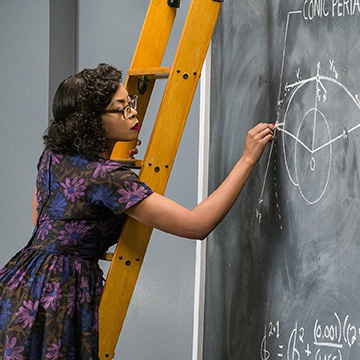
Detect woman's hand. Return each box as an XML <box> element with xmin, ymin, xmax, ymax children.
<box><xmin>241</xmin><ymin>123</ymin><xmax>274</xmax><ymax>167</ymax></box>
<box><xmin>129</xmin><ymin>139</ymin><xmax>142</xmax><ymax>159</ymax></box>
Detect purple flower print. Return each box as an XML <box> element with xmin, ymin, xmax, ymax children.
<box><xmin>79</xmin><ymin>276</ymin><xmax>91</xmax><ymax>304</ymax></box>
<box><xmin>8</xmin><ymin>269</ymin><xmax>26</xmax><ymax>290</ymax></box>
<box><xmin>46</xmin><ymin>242</ymin><xmax>58</xmax><ymax>255</ymax></box>
<box><xmin>4</xmin><ymin>336</ymin><xmax>25</xmax><ymax>360</ymax></box>
<box><xmin>43</xmin><ymin>171</ymin><xmax>51</xmax><ymax>195</ymax></box>
<box><xmin>36</xmin><ymin>153</ymin><xmax>48</xmax><ymax>182</ymax></box>
<box><xmin>58</xmin><ymin>220</ymin><xmax>90</xmax><ymax>246</ymax></box>
<box><xmin>0</xmin><ymin>299</ymin><xmax>12</xmax><ymax>330</ymax></box>
<box><xmin>38</xmin><ymin>152</ymin><xmax>49</xmax><ymax>172</ymax></box>
<box><xmin>40</xmin><ymin>281</ymin><xmax>63</xmax><ymax>311</ymax></box>
<box><xmin>29</xmin><ymin>273</ymin><xmax>46</xmax><ymax>299</ymax></box>
<box><xmin>36</xmin><ymin>169</ymin><xmax>45</xmax><ymax>184</ymax></box>
<box><xmin>70</xmin><ymin>154</ymin><xmax>89</xmax><ymax>166</ymax></box>
<box><xmin>88</xmin><ymin>184</ymin><xmax>118</xmax><ymax>209</ymax></box>
<box><xmin>15</xmin><ymin>300</ymin><xmax>39</xmax><ymax>329</ymax></box>
<box><xmin>117</xmin><ymin>181</ymin><xmax>149</xmax><ymax>209</ymax></box>
<box><xmin>51</xmin><ymin>153</ymin><xmax>63</xmax><ymax>166</ymax></box>
<box><xmin>66</xmin><ymin>285</ymin><xmax>76</xmax><ymax>318</ymax></box>
<box><xmin>36</xmin><ymin>190</ymin><xmax>42</xmax><ymax>211</ymax></box>
<box><xmin>87</xmin><ymin>159</ymin><xmax>119</xmax><ymax>179</ymax></box>
<box><xmin>75</xmin><ymin>259</ymin><xmax>82</xmax><ymax>273</ymax></box>
<box><xmin>49</xmin><ymin>257</ymin><xmax>63</xmax><ymax>274</ymax></box>
<box><xmin>48</xmin><ymin>192</ymin><xmax>66</xmax><ymax>218</ymax></box>
<box><xmin>37</xmin><ymin>214</ymin><xmax>54</xmax><ymax>241</ymax></box>
<box><xmin>49</xmin><ymin>169</ymin><xmax>60</xmax><ymax>191</ymax></box>
<box><xmin>60</xmin><ymin>176</ymin><xmax>86</xmax><ymax>202</ymax></box>
<box><xmin>45</xmin><ymin>340</ymin><xmax>64</xmax><ymax>360</ymax></box>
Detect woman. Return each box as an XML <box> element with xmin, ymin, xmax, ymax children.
<box><xmin>0</xmin><ymin>63</ymin><xmax>274</xmax><ymax>359</ymax></box>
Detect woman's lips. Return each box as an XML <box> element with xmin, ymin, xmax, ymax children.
<box><xmin>131</xmin><ymin>123</ymin><xmax>140</xmax><ymax>131</ymax></box>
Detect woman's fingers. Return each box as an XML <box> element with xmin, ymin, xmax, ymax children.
<box><xmin>243</xmin><ymin>123</ymin><xmax>275</xmax><ymax>165</ymax></box>
<box><xmin>252</xmin><ymin>123</ymin><xmax>274</xmax><ymax>136</ymax></box>
<box><xmin>258</xmin><ymin>124</ymin><xmax>275</xmax><ymax>142</ymax></box>
<box><xmin>129</xmin><ymin>139</ymin><xmax>142</xmax><ymax>159</ymax></box>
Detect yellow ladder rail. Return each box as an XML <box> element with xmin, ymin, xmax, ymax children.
<box><xmin>99</xmin><ymin>0</ymin><xmax>222</xmax><ymax>358</ymax></box>
<box><xmin>110</xmin><ymin>0</ymin><xmax>176</xmax><ymax>162</ymax></box>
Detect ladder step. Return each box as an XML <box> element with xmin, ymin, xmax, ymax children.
<box><xmin>101</xmin><ymin>252</ymin><xmax>114</xmax><ymax>261</ymax></box>
<box><xmin>127</xmin><ymin>67</ymin><xmax>171</xmax><ymax>79</ymax></box>
<box><xmin>113</xmin><ymin>159</ymin><xmax>143</xmax><ymax>169</ymax></box>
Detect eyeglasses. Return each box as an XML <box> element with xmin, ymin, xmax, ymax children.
<box><xmin>102</xmin><ymin>95</ymin><xmax>138</xmax><ymax>119</ymax></box>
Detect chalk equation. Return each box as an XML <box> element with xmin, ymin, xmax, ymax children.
<box><xmin>260</xmin><ymin>313</ymin><xmax>360</xmax><ymax>359</ymax></box>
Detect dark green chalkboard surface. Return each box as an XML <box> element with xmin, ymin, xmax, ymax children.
<box><xmin>204</xmin><ymin>1</ymin><xmax>360</xmax><ymax>359</ymax></box>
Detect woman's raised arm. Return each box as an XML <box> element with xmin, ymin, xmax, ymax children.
<box><xmin>125</xmin><ymin>123</ymin><xmax>274</xmax><ymax>239</ymax></box>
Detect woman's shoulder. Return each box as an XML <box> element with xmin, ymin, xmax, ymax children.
<box><xmin>62</xmin><ymin>153</ymin><xmax>138</xmax><ymax>184</ymax></box>
<box><xmin>38</xmin><ymin>149</ymin><xmax>122</xmax><ymax>171</ymax></box>
<box><xmin>37</xmin><ymin>148</ymin><xmax>142</xmax><ymax>186</ymax></box>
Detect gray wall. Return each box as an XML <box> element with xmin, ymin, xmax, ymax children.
<box><xmin>0</xmin><ymin>1</ymin><xmax>49</xmax><ymax>261</ymax></box>
<box><xmin>0</xmin><ymin>1</ymin><xmax>199</xmax><ymax>359</ymax></box>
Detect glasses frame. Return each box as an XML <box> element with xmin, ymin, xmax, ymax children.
<box><xmin>102</xmin><ymin>95</ymin><xmax>138</xmax><ymax>119</ymax></box>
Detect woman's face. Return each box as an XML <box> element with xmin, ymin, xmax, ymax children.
<box><xmin>101</xmin><ymin>83</ymin><xmax>139</xmax><ymax>146</ymax></box>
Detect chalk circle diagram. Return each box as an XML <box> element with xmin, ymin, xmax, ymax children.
<box><xmin>278</xmin><ymin>67</ymin><xmax>360</xmax><ymax>205</ymax></box>
<box><xmin>257</xmin><ymin>10</ymin><xmax>360</xmax><ymax>207</ymax></box>
<box><xmin>280</xmin><ymin>74</ymin><xmax>333</xmax><ymax>205</ymax></box>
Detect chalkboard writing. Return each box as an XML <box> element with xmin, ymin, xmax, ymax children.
<box><xmin>261</xmin><ymin>313</ymin><xmax>360</xmax><ymax>359</ymax></box>
<box><xmin>303</xmin><ymin>0</ymin><xmax>360</xmax><ymax>20</ymax></box>
<box><xmin>204</xmin><ymin>1</ymin><xmax>360</xmax><ymax>359</ymax></box>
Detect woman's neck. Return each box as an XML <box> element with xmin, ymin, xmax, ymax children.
<box><xmin>99</xmin><ymin>150</ymin><xmax>111</xmax><ymax>159</ymax></box>
<box><xmin>99</xmin><ymin>145</ymin><xmax>115</xmax><ymax>159</ymax></box>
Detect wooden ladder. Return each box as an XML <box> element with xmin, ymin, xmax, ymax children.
<box><xmin>98</xmin><ymin>0</ymin><xmax>222</xmax><ymax>358</ymax></box>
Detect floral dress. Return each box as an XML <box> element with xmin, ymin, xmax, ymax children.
<box><xmin>0</xmin><ymin>150</ymin><xmax>153</xmax><ymax>360</ymax></box>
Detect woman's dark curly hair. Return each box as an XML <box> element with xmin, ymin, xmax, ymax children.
<box><xmin>43</xmin><ymin>63</ymin><xmax>122</xmax><ymax>158</ymax></box>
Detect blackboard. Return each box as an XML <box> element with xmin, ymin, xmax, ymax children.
<box><xmin>204</xmin><ymin>1</ymin><xmax>360</xmax><ymax>359</ymax></box>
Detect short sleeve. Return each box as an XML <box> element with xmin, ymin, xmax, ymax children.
<box><xmin>36</xmin><ymin>149</ymin><xmax>48</xmax><ymax>171</ymax></box>
<box><xmin>87</xmin><ymin>166</ymin><xmax>154</xmax><ymax>215</ymax></box>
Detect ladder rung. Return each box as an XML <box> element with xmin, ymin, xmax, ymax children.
<box><xmin>113</xmin><ymin>159</ymin><xmax>143</xmax><ymax>169</ymax></box>
<box><xmin>101</xmin><ymin>252</ymin><xmax>114</xmax><ymax>261</ymax></box>
<box><xmin>127</xmin><ymin>67</ymin><xmax>171</xmax><ymax>79</ymax></box>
